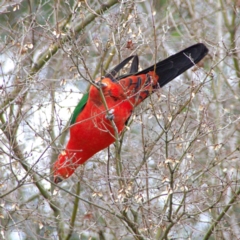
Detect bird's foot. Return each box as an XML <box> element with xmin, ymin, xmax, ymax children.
<box><xmin>106</xmin><ymin>109</ymin><xmax>115</xmax><ymax>120</ymax></box>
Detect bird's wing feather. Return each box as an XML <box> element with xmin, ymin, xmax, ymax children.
<box><xmin>70</xmin><ymin>92</ymin><xmax>89</xmax><ymax>125</ymax></box>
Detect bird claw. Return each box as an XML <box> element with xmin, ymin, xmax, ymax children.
<box><xmin>106</xmin><ymin>113</ymin><xmax>114</xmax><ymax>120</ymax></box>
<box><xmin>106</xmin><ymin>109</ymin><xmax>115</xmax><ymax>120</ymax></box>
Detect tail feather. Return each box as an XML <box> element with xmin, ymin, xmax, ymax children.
<box><xmin>138</xmin><ymin>43</ymin><xmax>208</xmax><ymax>87</ymax></box>
<box><xmin>116</xmin><ymin>43</ymin><xmax>208</xmax><ymax>87</ymax></box>
<box><xmin>129</xmin><ymin>55</ymin><xmax>139</xmax><ymax>74</ymax></box>
<box><xmin>105</xmin><ymin>55</ymin><xmax>136</xmax><ymax>80</ymax></box>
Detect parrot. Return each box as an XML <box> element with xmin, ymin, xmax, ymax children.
<box><xmin>53</xmin><ymin>43</ymin><xmax>208</xmax><ymax>183</ymax></box>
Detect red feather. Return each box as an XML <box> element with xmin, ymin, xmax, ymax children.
<box><xmin>53</xmin><ymin>43</ymin><xmax>208</xmax><ymax>183</ymax></box>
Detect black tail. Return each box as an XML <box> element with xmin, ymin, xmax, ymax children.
<box><xmin>129</xmin><ymin>55</ymin><xmax>139</xmax><ymax>74</ymax></box>
<box><xmin>130</xmin><ymin>43</ymin><xmax>208</xmax><ymax>87</ymax></box>
<box><xmin>105</xmin><ymin>55</ymin><xmax>139</xmax><ymax>80</ymax></box>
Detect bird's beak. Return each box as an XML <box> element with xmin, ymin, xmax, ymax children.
<box><xmin>96</xmin><ymin>82</ymin><xmax>107</xmax><ymax>89</ymax></box>
<box><xmin>54</xmin><ymin>176</ymin><xmax>63</xmax><ymax>184</ymax></box>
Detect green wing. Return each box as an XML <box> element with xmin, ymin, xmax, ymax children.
<box><xmin>70</xmin><ymin>92</ymin><xmax>89</xmax><ymax>125</ymax></box>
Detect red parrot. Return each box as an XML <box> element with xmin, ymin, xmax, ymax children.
<box><xmin>53</xmin><ymin>43</ymin><xmax>208</xmax><ymax>183</ymax></box>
